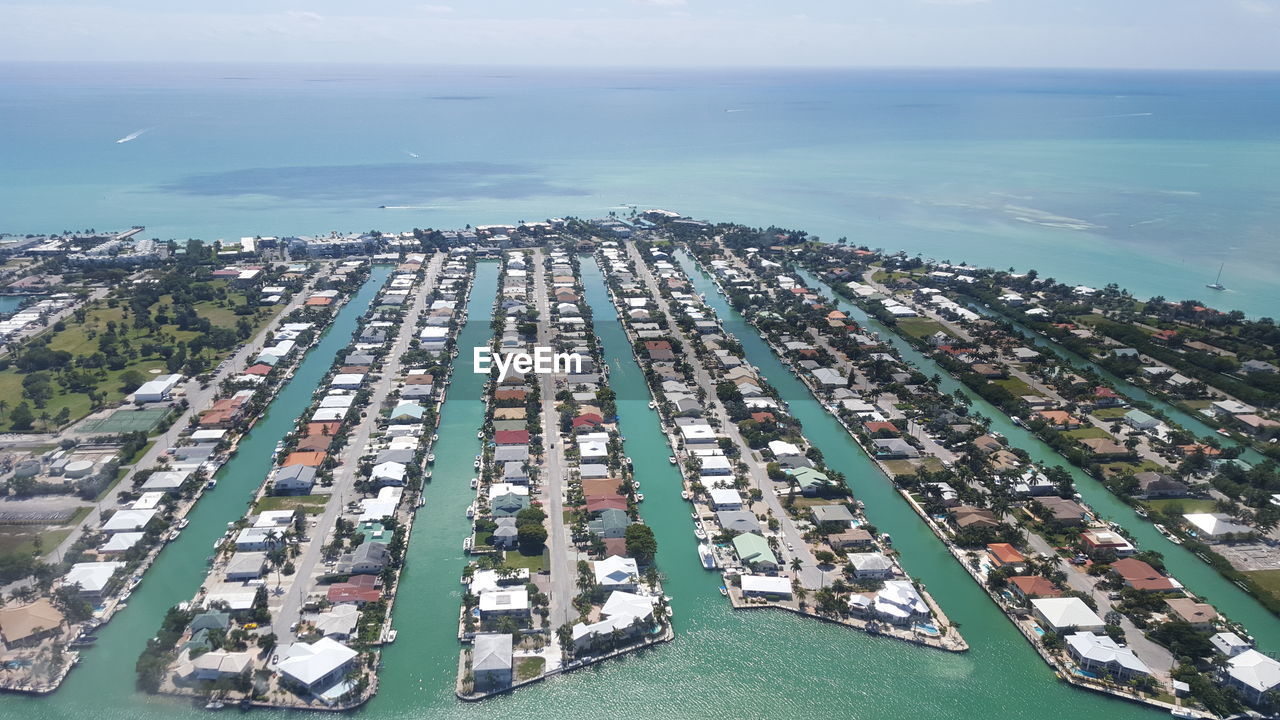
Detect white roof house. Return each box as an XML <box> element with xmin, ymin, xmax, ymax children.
<box><xmin>741</xmin><ymin>575</ymin><xmax>793</xmax><ymax>598</ymax></box>
<box><xmin>594</xmin><ymin>556</ymin><xmax>639</xmax><ymax>589</ymax></box>
<box><xmin>276</xmin><ymin>637</ymin><xmax>359</xmax><ymax>691</ymax></box>
<box><xmin>679</xmin><ymin>424</ymin><xmax>717</xmax><ymax>444</ymax></box>
<box><xmin>1210</xmin><ymin>631</ymin><xmax>1252</xmax><ymax>658</ymax></box>
<box><xmin>874</xmin><ymin>581</ymin><xmax>928</xmax><ymax>622</ymax></box>
<box><xmin>1031</xmin><ymin>597</ymin><xmax>1104</xmax><ymax>633</ymax></box>
<box><xmin>311</xmin><ymin>604</ymin><xmax>360</xmax><ymax>639</ymax></box>
<box><xmin>102</xmin><ymin>508</ymin><xmax>158</xmax><ymax>534</ymax></box>
<box><xmin>134</xmin><ymin>374</ymin><xmax>183</xmax><ymax>403</ymax></box>
<box><xmin>1225</xmin><ymin>649</ymin><xmax>1280</xmax><ymax>704</ymax></box>
<box><xmin>1183</xmin><ymin>512</ymin><xmax>1253</xmax><ymax>539</ymax></box>
<box><xmin>99</xmin><ymin>532</ymin><xmax>146</xmax><ymax>555</ymax></box>
<box><xmin>700</xmin><ymin>455</ymin><xmax>733</xmax><ymax>476</ymax></box>
<box><xmin>64</xmin><ymin>561</ymin><xmax>125</xmax><ymax>596</ymax></box>
<box><xmin>478</xmin><ymin>589</ymin><xmax>530</xmax><ymax>616</ymax></box>
<box><xmin>707</xmin><ymin>487</ymin><xmax>743</xmax><ymax>510</ymax></box>
<box><xmin>1065</xmin><ymin>632</ymin><xmax>1149</xmax><ymax>678</ymax></box>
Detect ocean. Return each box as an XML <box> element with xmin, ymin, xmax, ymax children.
<box><xmin>2</xmin><ymin>64</ymin><xmax>1278</xmax><ymax>316</ymax></box>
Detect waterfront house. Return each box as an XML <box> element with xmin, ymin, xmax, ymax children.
<box><xmin>952</xmin><ymin>505</ymin><xmax>1000</xmax><ymax>530</ymax></box>
<box><xmin>478</xmin><ymin>589</ymin><xmax>530</xmax><ymax>621</ymax></box>
<box><xmin>1008</xmin><ymin>576</ymin><xmax>1062</xmax><ymax>601</ymax></box>
<box><xmin>828</xmin><ymin>528</ymin><xmax>875</xmax><ymax>550</ymax></box>
<box><xmin>225</xmin><ymin>553</ymin><xmax>267</xmax><ymax>581</ymax></box>
<box><xmin>811</xmin><ymin>504</ymin><xmax>856</xmax><ymax>530</ymax></box>
<box><xmin>767</xmin><ymin>440</ymin><xmax>809</xmax><ymax>469</ymax></box>
<box><xmin>310</xmin><ymin>604</ymin><xmax>359</xmax><ymax>640</ymax></box>
<box><xmin>276</xmin><ymin>637</ymin><xmax>359</xmax><ymax>698</ymax></box>
<box><xmin>1133</xmin><ymin>471</ymin><xmax>1189</xmax><ymax>499</ymax></box>
<box><xmin>1164</xmin><ymin>598</ymin><xmax>1218</xmax><ymax>629</ymax></box>
<box><xmin>787</xmin><ymin>467</ymin><xmax>831</xmax><ymax>497</ymax></box>
<box><xmin>1030</xmin><ymin>597</ymin><xmax>1104</xmax><ymax>634</ymax></box>
<box><xmin>234</xmin><ymin>527</ymin><xmax>286</xmax><ymax>552</ymax></box>
<box><xmin>1111</xmin><ymin>558</ymin><xmax>1180</xmax><ymax>592</ymax></box>
<box><xmin>986</xmin><ymin>543</ymin><xmax>1027</xmax><ymax>570</ymax></box>
<box><xmin>1123</xmin><ymin>409</ymin><xmax>1160</xmax><ymax>431</ymax></box>
<box><xmin>873</xmin><ymin>581</ymin><xmax>929</xmax><ymax>625</ymax></box>
<box><xmin>571</xmin><ymin>591</ymin><xmax>655</xmax><ymax>651</ymax></box>
<box><xmin>338</xmin><ymin>541</ymin><xmax>389</xmax><ymax>576</ymax></box>
<box><xmin>872</xmin><ymin>438</ymin><xmax>919</xmax><ymax>459</ymax></box>
<box><xmin>273</xmin><ymin>465</ymin><xmax>317</xmax><ymax>495</ymax></box>
<box><xmin>1035</xmin><ymin>410</ymin><xmax>1081</xmax><ymax>430</ymax></box>
<box><xmin>0</xmin><ymin>599</ymin><xmax>64</xmax><ymax>648</ymax></box>
<box><xmin>284</xmin><ymin>451</ymin><xmax>326</xmax><ymax>468</ymax></box>
<box><xmin>494</xmin><ymin>430</ymin><xmax>529</xmax><ymax>446</ymax></box>
<box><xmin>708</xmin><ymin>488</ymin><xmax>744</xmax><ymax>511</ymax></box>
<box><xmin>327</xmin><ymin>575</ymin><xmax>382</xmax><ymax>605</ymax></box>
<box><xmin>102</xmin><ymin>508</ymin><xmax>159</xmax><ymax>534</ymax></box>
<box><xmin>732</xmin><ymin>533</ymin><xmax>779</xmax><ymax>571</ymax></box>
<box><xmin>594</xmin><ymin>556</ymin><xmax>640</xmax><ymax>591</ymax></box>
<box><xmin>472</xmin><ymin>634</ymin><xmax>513</xmax><ymax>690</ymax></box>
<box><xmin>1182</xmin><ymin>512</ymin><xmax>1252</xmax><ymax>539</ymax></box>
<box><xmin>1079</xmin><ymin>437</ymin><xmax>1132</xmax><ymax>458</ymax></box>
<box><xmin>741</xmin><ymin>575</ymin><xmax>792</xmax><ymax>599</ymax></box>
<box><xmin>588</xmin><ymin>508</ymin><xmax>631</xmax><ymax>539</ymax></box>
<box><xmin>1035</xmin><ymin>496</ymin><xmax>1088</xmax><ymax>527</ymax></box>
<box><xmin>1081</xmin><ymin>530</ymin><xmax>1136</xmax><ymax>557</ymax></box>
<box><xmin>1223</xmin><ymin>650</ymin><xmax>1280</xmax><ymax>707</ymax></box>
<box><xmin>717</xmin><ymin>510</ymin><xmax>762</xmax><ymax>535</ymax></box>
<box><xmin>848</xmin><ymin>552</ymin><xmax>895</xmax><ymax>579</ymax></box>
<box><xmin>491</xmin><ymin>492</ymin><xmax>530</xmax><ymax>518</ymax></box>
<box><xmin>1065</xmin><ymin>632</ymin><xmax>1150</xmax><ymax>681</ymax></box>
<box><xmin>1211</xmin><ymin>631</ymin><xmax>1252</xmax><ymax>658</ymax></box>
<box><xmin>63</xmin><ymin>561</ymin><xmax>125</xmax><ymax>599</ymax></box>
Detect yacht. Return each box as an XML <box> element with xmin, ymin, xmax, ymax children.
<box><xmin>648</xmin><ymin>400</ymin><xmax>657</xmax><ymax>410</ymax></box>
<box><xmin>432</xmin><ymin>433</ymin><xmax>440</xmax><ymax>442</ymax></box>
<box><xmin>668</xmin><ymin>455</ymin><xmax>677</xmax><ymax>465</ymax></box>
<box><xmin>206</xmin><ymin>478</ymin><xmax>217</xmax><ymax>489</ymax></box>
<box><xmin>385</xmin><ymin>629</ymin><xmax>398</xmax><ymax>643</ymax></box>
<box><xmin>463</xmin><ymin>537</ymin><xmax>473</xmax><ymax>552</ymax></box>
<box><xmin>1206</xmin><ymin>262</ymin><xmax>1226</xmax><ymax>291</ymax></box>
<box><xmin>680</xmin><ymin>490</ymin><xmax>691</xmax><ymax>501</ymax></box>
<box><xmin>176</xmin><ymin>518</ymin><xmax>190</xmax><ymax>530</ymax></box>
<box><xmin>636</xmin><ymin>493</ymin><xmax>645</xmax><ymax>502</ymax></box>
<box><xmin>466</xmin><ymin>504</ymin><xmax>475</xmax><ymax>519</ymax></box>
<box><xmin>470</xmin><ymin>477</ymin><xmax>478</xmax><ymax>489</ymax></box>
<box><xmin>427</xmin><ymin>453</ymin><xmax>435</xmax><ymax>464</ymax></box>
<box><xmin>698</xmin><ymin>544</ymin><xmax>718</xmax><ymax>570</ymax></box>
<box><xmin>693</xmin><ymin>526</ymin><xmax>707</xmax><ymax>541</ymax></box>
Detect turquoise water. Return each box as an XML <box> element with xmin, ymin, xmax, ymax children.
<box><xmin>0</xmin><ymin>295</ymin><xmax>32</xmax><ymax>317</ymax></box>
<box><xmin>2</xmin><ymin>65</ymin><xmax>1279</xmax><ymax>316</ymax></box>
<box><xmin>0</xmin><ymin>266</ymin><xmax>390</xmax><ymax>718</ymax></box>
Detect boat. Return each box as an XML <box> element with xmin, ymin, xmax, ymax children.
<box><xmin>427</xmin><ymin>453</ymin><xmax>436</xmax><ymax>464</ymax></box>
<box><xmin>693</xmin><ymin>526</ymin><xmax>707</xmax><ymax>540</ymax></box>
<box><xmin>1011</xmin><ymin>416</ymin><xmax>1027</xmax><ymax>429</ymax></box>
<box><xmin>204</xmin><ymin>700</ymin><xmax>225</xmax><ymax>711</ymax></box>
<box><xmin>474</xmin><ymin>458</ymin><xmax>481</xmax><ymax>469</ymax></box>
<box><xmin>1217</xmin><ymin>428</ymin><xmax>1231</xmax><ymax>437</ymax></box>
<box><xmin>470</xmin><ymin>477</ymin><xmax>478</xmax><ymax>489</ymax></box>
<box><xmin>636</xmin><ymin>493</ymin><xmax>645</xmax><ymax>502</ymax></box>
<box><xmin>463</xmin><ymin>537</ymin><xmax>473</xmax><ymax>552</ymax></box>
<box><xmin>624</xmin><ymin>456</ymin><xmax>633</xmax><ymax>467</ymax></box>
<box><xmin>432</xmin><ymin>433</ymin><xmax>440</xmax><ymax>442</ymax></box>
<box><xmin>1170</xmin><ymin>708</ymin><xmax>1201</xmax><ymax>719</ymax></box>
<box><xmin>1206</xmin><ymin>262</ymin><xmax>1226</xmax><ymax>291</ymax></box>
<box><xmin>206</xmin><ymin>478</ymin><xmax>217</xmax><ymax>489</ymax></box>
<box><xmin>385</xmin><ymin>629</ymin><xmax>398</xmax><ymax>643</ymax></box>
<box><xmin>648</xmin><ymin>400</ymin><xmax>657</xmax><ymax>410</ymax></box>
<box><xmin>1135</xmin><ymin>506</ymin><xmax>1149</xmax><ymax>518</ymax></box>
<box><xmin>477</xmin><ymin>430</ymin><xmax>484</xmax><ymax>439</ymax></box>
<box><xmin>718</xmin><ymin>586</ymin><xmax>728</xmax><ymax>596</ymax></box>
<box><xmin>699</xmin><ymin>544</ymin><xmax>718</xmax><ymax>569</ymax></box>
<box><xmin>177</xmin><ymin>518</ymin><xmax>190</xmax><ymax>530</ymax></box>
<box><xmin>465</xmin><ymin>504</ymin><xmax>475</xmax><ymax>519</ymax></box>
<box><xmin>680</xmin><ymin>490</ymin><xmax>691</xmax><ymax>501</ymax></box>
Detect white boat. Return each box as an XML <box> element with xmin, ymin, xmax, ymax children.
<box><xmin>1170</xmin><ymin>708</ymin><xmax>1201</xmax><ymax>719</ymax></box>
<box><xmin>465</xmin><ymin>504</ymin><xmax>475</xmax><ymax>519</ymax></box>
<box><xmin>693</xmin><ymin>526</ymin><xmax>707</xmax><ymax>541</ymax></box>
<box><xmin>1205</xmin><ymin>262</ymin><xmax>1226</xmax><ymax>291</ymax></box>
<box><xmin>463</xmin><ymin>537</ymin><xmax>473</xmax><ymax>552</ymax></box>
<box><xmin>668</xmin><ymin>456</ymin><xmax>677</xmax><ymax>465</ymax></box>
<box><xmin>474</xmin><ymin>459</ymin><xmax>481</xmax><ymax>469</ymax></box>
<box><xmin>1011</xmin><ymin>416</ymin><xmax>1027</xmax><ymax>429</ymax></box>
<box><xmin>698</xmin><ymin>544</ymin><xmax>718</xmax><ymax>569</ymax></box>
<box><xmin>477</xmin><ymin>430</ymin><xmax>484</xmax><ymax>439</ymax></box>
<box><xmin>680</xmin><ymin>490</ymin><xmax>691</xmax><ymax>501</ymax></box>
<box><xmin>385</xmin><ymin>629</ymin><xmax>398</xmax><ymax>643</ymax></box>
<box><xmin>636</xmin><ymin>493</ymin><xmax>645</xmax><ymax>502</ymax></box>
<box><xmin>470</xmin><ymin>477</ymin><xmax>478</xmax><ymax>489</ymax></box>
<box><xmin>648</xmin><ymin>400</ymin><xmax>657</xmax><ymax>410</ymax></box>
<box><xmin>177</xmin><ymin>518</ymin><xmax>190</xmax><ymax>530</ymax></box>
<box><xmin>432</xmin><ymin>433</ymin><xmax>439</xmax><ymax>442</ymax></box>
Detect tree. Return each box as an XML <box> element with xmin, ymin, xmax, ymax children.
<box><xmin>516</xmin><ymin>523</ymin><xmax>547</xmax><ymax>555</ymax></box>
<box><xmin>623</xmin><ymin>524</ymin><xmax>658</xmax><ymax>565</ymax></box>
<box><xmin>9</xmin><ymin>402</ymin><xmax>35</xmax><ymax>431</ymax></box>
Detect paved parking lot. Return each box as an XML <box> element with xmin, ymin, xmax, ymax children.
<box><xmin>1215</xmin><ymin>540</ymin><xmax>1280</xmax><ymax>571</ymax></box>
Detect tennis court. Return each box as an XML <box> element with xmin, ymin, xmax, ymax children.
<box><xmin>79</xmin><ymin>407</ymin><xmax>170</xmax><ymax>434</ymax></box>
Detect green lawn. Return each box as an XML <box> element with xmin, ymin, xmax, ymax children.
<box><xmin>1244</xmin><ymin>570</ymin><xmax>1280</xmax><ymax>605</ymax></box>
<box><xmin>896</xmin><ymin>317</ymin><xmax>952</xmax><ymax>341</ymax></box>
<box><xmin>1141</xmin><ymin>498</ymin><xmax>1218</xmax><ymax>515</ymax></box>
<box><xmin>0</xmin><ymin>506</ymin><xmax>92</xmax><ymax>559</ymax></box>
<box><xmin>1100</xmin><ymin>459</ymin><xmax>1167</xmax><ymax>476</ymax></box>
<box><xmin>516</xmin><ymin>656</ymin><xmax>545</xmax><ymax>681</ymax></box>
<box><xmin>1092</xmin><ymin>407</ymin><xmax>1130</xmax><ymax>420</ymax></box>
<box><xmin>993</xmin><ymin>377</ymin><xmax>1037</xmax><ymax>398</ymax></box>
<box><xmin>1063</xmin><ymin>426</ymin><xmax>1111</xmax><ymax>440</ymax></box>
<box><xmin>503</xmin><ymin>547</ymin><xmax>548</xmax><ymax>573</ymax></box>
<box><xmin>254</xmin><ymin>494</ymin><xmax>330</xmax><ymax>514</ymax></box>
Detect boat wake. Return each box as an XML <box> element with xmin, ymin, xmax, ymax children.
<box><xmin>115</xmin><ymin>128</ymin><xmax>151</xmax><ymax>144</ymax></box>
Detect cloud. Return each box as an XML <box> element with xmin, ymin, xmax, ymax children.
<box><xmin>1238</xmin><ymin>0</ymin><xmax>1275</xmax><ymax>14</ymax></box>
<box><xmin>633</xmin><ymin>0</ymin><xmax>687</xmax><ymax>6</ymax></box>
<box><xmin>421</xmin><ymin>4</ymin><xmax>455</xmax><ymax>14</ymax></box>
<box><xmin>921</xmin><ymin>0</ymin><xmax>991</xmax><ymax>5</ymax></box>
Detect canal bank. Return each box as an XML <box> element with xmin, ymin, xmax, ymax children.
<box><xmin>789</xmin><ymin>267</ymin><xmax>1279</xmax><ymax>650</ymax></box>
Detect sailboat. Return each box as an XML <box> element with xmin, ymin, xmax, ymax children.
<box><xmin>1206</xmin><ymin>263</ymin><xmax>1226</xmax><ymax>291</ymax></box>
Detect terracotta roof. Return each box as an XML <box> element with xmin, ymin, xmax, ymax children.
<box><xmin>283</xmin><ymin>451</ymin><xmax>326</xmax><ymax>467</ymax></box>
<box><xmin>987</xmin><ymin>543</ymin><xmax>1026</xmax><ymax>566</ymax></box>
<box><xmin>1009</xmin><ymin>576</ymin><xmax>1062</xmax><ymax>598</ymax></box>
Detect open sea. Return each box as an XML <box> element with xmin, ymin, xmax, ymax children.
<box><xmin>1</xmin><ymin>64</ymin><xmax>1278</xmax><ymax>316</ymax></box>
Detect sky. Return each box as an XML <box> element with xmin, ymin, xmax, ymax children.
<box><xmin>0</xmin><ymin>0</ymin><xmax>1278</xmax><ymax>69</ymax></box>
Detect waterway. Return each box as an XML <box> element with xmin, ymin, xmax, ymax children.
<box><xmin>0</xmin><ymin>294</ymin><xmax>32</xmax><ymax>318</ymax></box>
<box><xmin>965</xmin><ymin>301</ymin><xmax>1266</xmax><ymax>466</ymax></box>
<box><xmin>785</xmin><ymin>266</ymin><xmax>1279</xmax><ymax>645</ymax></box>
<box><xmin>0</xmin><ymin>265</ymin><xmax>391</xmax><ymax>719</ymax></box>
<box><xmin>0</xmin><ymin>258</ymin><xmax>1171</xmax><ymax>719</ymax></box>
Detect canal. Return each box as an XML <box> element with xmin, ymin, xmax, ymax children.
<box><xmin>788</xmin><ymin>266</ymin><xmax>1278</xmax><ymax>648</ymax></box>
<box><xmin>0</xmin><ymin>265</ymin><xmax>392</xmax><ymax>720</ymax></box>
<box><xmin>2</xmin><ymin>258</ymin><xmax>1172</xmax><ymax>720</ymax></box>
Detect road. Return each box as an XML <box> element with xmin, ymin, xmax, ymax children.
<box><xmin>272</xmin><ymin>253</ymin><xmax>442</xmax><ymax>642</ymax></box>
<box><xmin>531</xmin><ymin>249</ymin><xmax>577</xmax><ymax>630</ymax></box>
<box><xmin>626</xmin><ymin>243</ymin><xmax>825</xmax><ymax>588</ymax></box>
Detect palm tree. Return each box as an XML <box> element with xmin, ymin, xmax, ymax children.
<box><xmin>790</xmin><ymin>557</ymin><xmax>803</xmax><ymax>572</ymax></box>
<box><xmin>0</xmin><ymin>399</ymin><xmax>8</xmax><ymax>419</ymax></box>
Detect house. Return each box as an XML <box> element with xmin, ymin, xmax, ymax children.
<box><xmin>311</xmin><ymin>604</ymin><xmax>360</xmax><ymax>640</ymax></box>
<box><xmin>587</xmin><ymin>508</ymin><xmax>630</xmax><ymax>538</ymax></box>
<box><xmin>275</xmin><ymin>637</ymin><xmax>359</xmax><ymax>695</ymax></box>
<box><xmin>570</xmin><ymin>591</ymin><xmax>656</xmax><ymax>650</ymax></box>
<box><xmin>732</xmin><ymin>533</ymin><xmax>779</xmax><ymax>571</ymax></box>
<box><xmin>471</xmin><ymin>634</ymin><xmax>513</xmax><ymax>690</ymax></box>
<box><xmin>848</xmin><ymin>552</ymin><xmax>895</xmax><ymax>579</ymax></box>
<box><xmin>787</xmin><ymin>467</ymin><xmax>831</xmax><ymax>497</ymax></box>
<box><xmin>1081</xmin><ymin>530</ymin><xmax>1135</xmax><ymax>557</ymax></box>
<box><xmin>1035</xmin><ymin>410</ymin><xmax>1081</xmax><ymax>430</ymax></box>
<box><xmin>234</xmin><ymin>527</ymin><xmax>285</xmax><ymax>552</ymax></box>
<box><xmin>1133</xmin><ymin>471</ymin><xmax>1189</xmax><ymax>499</ymax></box>
<box><xmin>176</xmin><ymin>649</ymin><xmax>255</xmax><ymax>683</ymax></box>
<box><xmin>1111</xmin><ymin>557</ymin><xmax>1180</xmax><ymax>592</ymax></box>
<box><xmin>283</xmin><ymin>451</ymin><xmax>326</xmax><ymax>468</ymax></box>
<box><xmin>1210</xmin><ymin>631</ymin><xmax>1252</xmax><ymax>659</ymax></box>
<box><xmin>63</xmin><ymin>561</ymin><xmax>125</xmax><ymax>599</ymax></box>
<box><xmin>1164</xmin><ymin>598</ymin><xmax>1218</xmax><ymax>629</ymax></box>
<box><xmin>1030</xmin><ymin>597</ymin><xmax>1104</xmax><ymax>634</ymax></box>
<box><xmin>1065</xmin><ymin>632</ymin><xmax>1150</xmax><ymax>681</ymax></box>
<box><xmin>1223</xmin><ymin>650</ymin><xmax>1280</xmax><ymax>706</ymax></box>
<box><xmin>102</xmin><ymin>508</ymin><xmax>158</xmax><ymax>534</ymax></box>
<box><xmin>828</xmin><ymin>528</ymin><xmax>874</xmax><ymax>550</ymax></box>
<box><xmin>273</xmin><ymin>465</ymin><xmax>317</xmax><ymax>495</ymax></box>
<box><xmin>1183</xmin><ymin>512</ymin><xmax>1253</xmax><ymax>539</ymax></box>
<box><xmin>717</xmin><ymin>510</ymin><xmax>762</xmax><ymax>535</ymax></box>
<box><xmin>494</xmin><ymin>430</ymin><xmax>529</xmax><ymax>446</ymax></box>
<box><xmin>741</xmin><ymin>575</ymin><xmax>793</xmax><ymax>599</ymax></box>
<box><xmin>767</xmin><ymin>440</ymin><xmax>808</xmax><ymax>469</ymax></box>
<box><xmin>811</xmin><ymin>504</ymin><xmax>856</xmax><ymax>529</ymax></box>
<box><xmin>952</xmin><ymin>505</ymin><xmax>1000</xmax><ymax>530</ymax></box>
<box><xmin>490</xmin><ymin>492</ymin><xmax>530</xmax><ymax>518</ymax></box>
<box><xmin>1008</xmin><ymin>576</ymin><xmax>1062</xmax><ymax>600</ymax></box>
<box><xmin>1036</xmin><ymin>496</ymin><xmax>1088</xmax><ymax>527</ymax></box>
<box><xmin>986</xmin><ymin>543</ymin><xmax>1026</xmax><ymax>570</ymax></box>
<box><xmin>327</xmin><ymin>575</ymin><xmax>382</xmax><ymax>605</ymax></box>
<box><xmin>1124</xmin><ymin>409</ymin><xmax>1160</xmax><ymax>431</ymax></box>
<box><xmin>594</xmin><ymin>556</ymin><xmax>639</xmax><ymax>591</ymax></box>
<box><xmin>1091</xmin><ymin>386</ymin><xmax>1123</xmax><ymax>408</ymax></box>
<box><xmin>708</xmin><ymin>488</ymin><xmax>744</xmax><ymax>511</ymax></box>
<box><xmin>478</xmin><ymin>588</ymin><xmax>530</xmax><ymax>620</ymax></box>
<box><xmin>371</xmin><ymin>461</ymin><xmax>407</xmax><ymax>487</ymax></box>
<box><xmin>0</xmin><ymin>599</ymin><xmax>65</xmax><ymax>648</ymax></box>
<box><xmin>338</xmin><ymin>541</ymin><xmax>389</xmax><ymax>575</ymax></box>
<box><xmin>1079</xmin><ymin>437</ymin><xmax>1132</xmax><ymax>458</ymax></box>
<box><xmin>872</xmin><ymin>438</ymin><xmax>919</xmax><ymax>459</ymax></box>
<box><xmin>225</xmin><ymin>552</ymin><xmax>267</xmax><ymax>581</ymax></box>
<box><xmin>873</xmin><ymin>581</ymin><xmax>929</xmax><ymax>625</ymax></box>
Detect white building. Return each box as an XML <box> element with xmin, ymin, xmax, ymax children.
<box><xmin>134</xmin><ymin>374</ymin><xmax>183</xmax><ymax>403</ymax></box>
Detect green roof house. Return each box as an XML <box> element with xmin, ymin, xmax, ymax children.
<box><xmin>587</xmin><ymin>508</ymin><xmax>631</xmax><ymax>539</ymax></box>
<box><xmin>732</xmin><ymin>533</ymin><xmax>779</xmax><ymax>571</ymax></box>
<box><xmin>786</xmin><ymin>467</ymin><xmax>830</xmax><ymax>497</ymax></box>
